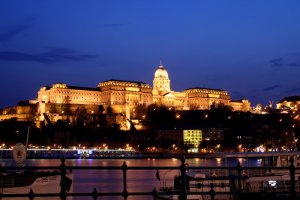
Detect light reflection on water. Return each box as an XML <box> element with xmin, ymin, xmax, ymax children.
<box><xmin>3</xmin><ymin>158</ymin><xmax>262</xmax><ymax>200</ymax></box>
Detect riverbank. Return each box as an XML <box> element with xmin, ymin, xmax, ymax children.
<box><xmin>1</xmin><ymin>148</ymin><xmax>300</xmax><ymax>161</ymax></box>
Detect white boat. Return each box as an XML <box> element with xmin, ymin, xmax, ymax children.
<box><xmin>0</xmin><ymin>171</ymin><xmax>73</xmax><ymax>200</ymax></box>
<box><xmin>0</xmin><ymin>142</ymin><xmax>73</xmax><ymax>199</ymax></box>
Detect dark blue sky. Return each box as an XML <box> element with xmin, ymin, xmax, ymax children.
<box><xmin>1</xmin><ymin>0</ymin><xmax>300</xmax><ymax>108</ymax></box>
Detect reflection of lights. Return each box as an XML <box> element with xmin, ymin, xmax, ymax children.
<box><xmin>216</xmin><ymin>158</ymin><xmax>222</xmax><ymax>165</ymax></box>
<box><xmin>256</xmin><ymin>145</ymin><xmax>265</xmax><ymax>152</ymax></box>
<box><xmin>238</xmin><ymin>158</ymin><xmax>244</xmax><ymax>163</ymax></box>
<box><xmin>188</xmin><ymin>148</ymin><xmax>199</xmax><ymax>153</ymax></box>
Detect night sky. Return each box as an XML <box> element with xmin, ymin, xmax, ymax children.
<box><xmin>1</xmin><ymin>1</ymin><xmax>300</xmax><ymax>108</ymax></box>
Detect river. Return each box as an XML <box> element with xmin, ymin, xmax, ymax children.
<box><xmin>3</xmin><ymin>157</ymin><xmax>263</xmax><ymax>200</ymax></box>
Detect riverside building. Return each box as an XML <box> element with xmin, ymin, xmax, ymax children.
<box><xmin>1</xmin><ymin>64</ymin><xmax>251</xmax><ymax>129</ymax></box>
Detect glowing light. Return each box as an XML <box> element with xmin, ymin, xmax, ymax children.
<box><xmin>216</xmin><ymin>158</ymin><xmax>222</xmax><ymax>165</ymax></box>
<box><xmin>268</xmin><ymin>180</ymin><xmax>277</xmax><ymax>187</ymax></box>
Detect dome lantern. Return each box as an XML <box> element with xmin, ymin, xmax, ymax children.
<box><xmin>154</xmin><ymin>64</ymin><xmax>169</xmax><ymax>79</ymax></box>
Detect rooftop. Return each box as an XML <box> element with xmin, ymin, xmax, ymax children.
<box><xmin>278</xmin><ymin>96</ymin><xmax>300</xmax><ymax>103</ymax></box>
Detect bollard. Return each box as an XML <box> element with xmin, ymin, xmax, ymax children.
<box><xmin>92</xmin><ymin>188</ymin><xmax>98</xmax><ymax>200</ymax></box>
<box><xmin>178</xmin><ymin>156</ymin><xmax>187</xmax><ymax>200</ymax></box>
<box><xmin>122</xmin><ymin>161</ymin><xmax>128</xmax><ymax>200</ymax></box>
<box><xmin>28</xmin><ymin>188</ymin><xmax>35</xmax><ymax>200</ymax></box>
<box><xmin>289</xmin><ymin>157</ymin><xmax>296</xmax><ymax>200</ymax></box>
<box><xmin>152</xmin><ymin>187</ymin><xmax>158</xmax><ymax>200</ymax></box>
<box><xmin>60</xmin><ymin>157</ymin><xmax>67</xmax><ymax>200</ymax></box>
<box><xmin>236</xmin><ymin>161</ymin><xmax>242</xmax><ymax>193</ymax></box>
<box><xmin>209</xmin><ymin>183</ymin><xmax>216</xmax><ymax>200</ymax></box>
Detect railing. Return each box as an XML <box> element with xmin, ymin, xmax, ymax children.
<box><xmin>0</xmin><ymin>157</ymin><xmax>299</xmax><ymax>200</ymax></box>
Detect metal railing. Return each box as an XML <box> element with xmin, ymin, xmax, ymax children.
<box><xmin>0</xmin><ymin>157</ymin><xmax>299</xmax><ymax>200</ymax></box>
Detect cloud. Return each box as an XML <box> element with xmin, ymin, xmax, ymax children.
<box><xmin>0</xmin><ymin>22</ymin><xmax>32</xmax><ymax>42</ymax></box>
<box><xmin>263</xmin><ymin>85</ymin><xmax>280</xmax><ymax>91</ymax></box>
<box><xmin>0</xmin><ymin>48</ymin><xmax>96</xmax><ymax>64</ymax></box>
<box><xmin>269</xmin><ymin>58</ymin><xmax>283</xmax><ymax>67</ymax></box>
<box><xmin>103</xmin><ymin>23</ymin><xmax>129</xmax><ymax>28</ymax></box>
<box><xmin>269</xmin><ymin>54</ymin><xmax>300</xmax><ymax>68</ymax></box>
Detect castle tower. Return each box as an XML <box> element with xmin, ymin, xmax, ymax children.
<box><xmin>153</xmin><ymin>63</ymin><xmax>171</xmax><ymax>94</ymax></box>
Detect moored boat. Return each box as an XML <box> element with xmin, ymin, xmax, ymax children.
<box><xmin>0</xmin><ymin>170</ymin><xmax>73</xmax><ymax>200</ymax></box>
<box><xmin>158</xmin><ymin>168</ymin><xmax>300</xmax><ymax>200</ymax></box>
<box><xmin>159</xmin><ymin>172</ymin><xmax>232</xmax><ymax>200</ymax></box>
<box><xmin>0</xmin><ymin>143</ymin><xmax>73</xmax><ymax>199</ymax></box>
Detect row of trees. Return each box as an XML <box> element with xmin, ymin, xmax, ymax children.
<box><xmin>0</xmin><ymin>103</ymin><xmax>299</xmax><ymax>152</ymax></box>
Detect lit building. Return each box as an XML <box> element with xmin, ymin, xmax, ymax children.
<box><xmin>98</xmin><ymin>79</ymin><xmax>152</xmax><ymax>112</ymax></box>
<box><xmin>1</xmin><ymin>63</ymin><xmax>251</xmax><ymax>128</ymax></box>
<box><xmin>38</xmin><ymin>84</ymin><xmax>102</xmax><ymax>112</ymax></box>
<box><xmin>152</xmin><ymin>64</ymin><xmax>187</xmax><ymax>109</ymax></box>
<box><xmin>276</xmin><ymin>96</ymin><xmax>300</xmax><ymax>110</ymax></box>
<box><xmin>0</xmin><ymin>101</ymin><xmax>37</xmax><ymax>121</ymax></box>
<box><xmin>230</xmin><ymin>99</ymin><xmax>251</xmax><ymax>112</ymax></box>
<box><xmin>184</xmin><ymin>88</ymin><xmax>230</xmax><ymax>110</ymax></box>
<box><xmin>183</xmin><ymin>130</ymin><xmax>202</xmax><ymax>152</ymax></box>
<box><xmin>152</xmin><ymin>64</ymin><xmax>239</xmax><ymax>110</ymax></box>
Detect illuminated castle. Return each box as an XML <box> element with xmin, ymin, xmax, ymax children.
<box><xmin>37</xmin><ymin>64</ymin><xmax>249</xmax><ymax>119</ymax></box>
<box><xmin>0</xmin><ymin>64</ymin><xmax>251</xmax><ymax>128</ymax></box>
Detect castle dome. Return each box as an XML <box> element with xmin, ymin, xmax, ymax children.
<box><xmin>154</xmin><ymin>65</ymin><xmax>169</xmax><ymax>79</ymax></box>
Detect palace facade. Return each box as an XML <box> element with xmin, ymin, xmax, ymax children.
<box><xmin>37</xmin><ymin>64</ymin><xmax>249</xmax><ymax>119</ymax></box>
<box><xmin>1</xmin><ymin>64</ymin><xmax>251</xmax><ymax>128</ymax></box>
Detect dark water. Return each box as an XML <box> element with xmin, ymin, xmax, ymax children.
<box><xmin>3</xmin><ymin>157</ymin><xmax>262</xmax><ymax>200</ymax></box>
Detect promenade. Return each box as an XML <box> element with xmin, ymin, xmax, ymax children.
<box><xmin>1</xmin><ymin>148</ymin><xmax>300</xmax><ymax>161</ymax></box>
